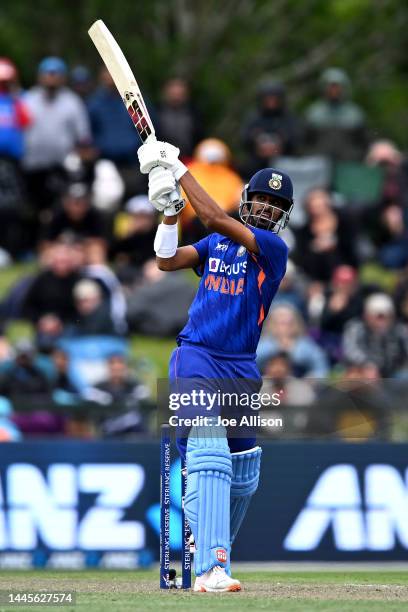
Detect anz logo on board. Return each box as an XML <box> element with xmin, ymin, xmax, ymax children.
<box><xmin>284</xmin><ymin>464</ymin><xmax>408</xmax><ymax>551</ymax></box>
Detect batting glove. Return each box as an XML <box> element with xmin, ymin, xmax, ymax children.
<box><xmin>148</xmin><ymin>166</ymin><xmax>176</xmax><ymax>202</ymax></box>
<box><xmin>138</xmin><ymin>140</ymin><xmax>180</xmax><ymax>174</ymax></box>
<box><xmin>163</xmin><ymin>187</ymin><xmax>186</xmax><ymax>216</ymax></box>
<box><xmin>150</xmin><ymin>188</ymin><xmax>186</xmax><ymax>216</ymax></box>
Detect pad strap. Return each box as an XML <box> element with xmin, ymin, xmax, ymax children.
<box><xmin>185</xmin><ymin>424</ymin><xmax>232</xmax><ymax>576</ymax></box>
<box><xmin>230</xmin><ymin>446</ymin><xmax>262</xmax><ymax>545</ymax></box>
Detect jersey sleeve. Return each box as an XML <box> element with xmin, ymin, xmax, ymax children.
<box><xmin>191</xmin><ymin>234</ymin><xmax>211</xmax><ymax>277</ymax></box>
<box><xmin>192</xmin><ymin>234</ymin><xmax>211</xmax><ymax>263</ymax></box>
<box><xmin>250</xmin><ymin>227</ymin><xmax>288</xmax><ymax>280</ymax></box>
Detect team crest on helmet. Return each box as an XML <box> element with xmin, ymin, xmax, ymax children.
<box><xmin>237</xmin><ymin>246</ymin><xmax>246</xmax><ymax>257</ymax></box>
<box><xmin>269</xmin><ymin>172</ymin><xmax>282</xmax><ymax>190</ymax></box>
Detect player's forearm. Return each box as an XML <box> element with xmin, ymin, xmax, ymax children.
<box><xmin>179</xmin><ymin>172</ymin><xmax>229</xmax><ymax>229</ymax></box>
<box><xmin>179</xmin><ymin>171</ymin><xmax>258</xmax><ymax>252</ymax></box>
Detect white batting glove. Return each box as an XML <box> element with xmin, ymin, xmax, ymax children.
<box><xmin>148</xmin><ymin>166</ymin><xmax>176</xmax><ymax>202</ymax></box>
<box><xmin>138</xmin><ymin>140</ymin><xmax>180</xmax><ymax>174</ymax></box>
<box><xmin>150</xmin><ymin>186</ymin><xmax>186</xmax><ymax>216</ymax></box>
<box><xmin>163</xmin><ymin>187</ymin><xmax>186</xmax><ymax>216</ymax></box>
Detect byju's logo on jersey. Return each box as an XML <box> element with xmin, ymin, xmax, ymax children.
<box><xmin>209</xmin><ymin>257</ymin><xmax>220</xmax><ymax>272</ymax></box>
<box><xmin>208</xmin><ymin>258</ymin><xmax>247</xmax><ymax>276</ymax></box>
<box><xmin>215</xmin><ymin>243</ymin><xmax>228</xmax><ymax>252</ymax></box>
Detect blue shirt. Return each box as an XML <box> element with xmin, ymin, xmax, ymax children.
<box><xmin>177</xmin><ymin>227</ymin><xmax>288</xmax><ymax>354</ymax></box>
<box><xmin>0</xmin><ymin>94</ymin><xmax>24</xmax><ymax>159</ymax></box>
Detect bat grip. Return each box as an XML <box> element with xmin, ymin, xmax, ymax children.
<box><xmin>169</xmin><ymin>189</ymin><xmax>180</xmax><ymax>203</ymax></box>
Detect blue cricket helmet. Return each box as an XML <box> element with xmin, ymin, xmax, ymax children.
<box><xmin>239</xmin><ymin>168</ymin><xmax>294</xmax><ymax>233</ymax></box>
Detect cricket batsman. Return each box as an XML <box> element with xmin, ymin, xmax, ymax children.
<box><xmin>138</xmin><ymin>141</ymin><xmax>293</xmax><ymax>592</ymax></box>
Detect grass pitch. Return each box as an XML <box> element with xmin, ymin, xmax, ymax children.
<box><xmin>0</xmin><ymin>570</ymin><xmax>407</xmax><ymax>611</ymax></box>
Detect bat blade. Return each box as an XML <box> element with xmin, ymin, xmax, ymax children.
<box><xmin>88</xmin><ymin>19</ymin><xmax>155</xmax><ymax>143</ymax></box>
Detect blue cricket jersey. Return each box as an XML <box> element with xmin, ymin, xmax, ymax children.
<box><xmin>177</xmin><ymin>227</ymin><xmax>288</xmax><ymax>354</ymax></box>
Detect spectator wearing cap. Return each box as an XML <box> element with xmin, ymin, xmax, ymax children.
<box><xmin>157</xmin><ymin>77</ymin><xmax>204</xmax><ymax>158</ymax></box>
<box><xmin>110</xmin><ymin>195</ymin><xmax>157</xmax><ymax>277</ymax></box>
<box><xmin>67</xmin><ymin>279</ymin><xmax>116</xmax><ymax>337</ymax></box>
<box><xmin>42</xmin><ymin>181</ymin><xmax>107</xmax><ymax>250</ymax></box>
<box><xmin>0</xmin><ymin>57</ymin><xmax>31</xmax><ymax>257</ymax></box>
<box><xmin>342</xmin><ymin>293</ymin><xmax>408</xmax><ymax>377</ymax></box>
<box><xmin>304</xmin><ymin>67</ymin><xmax>368</xmax><ymax>161</ymax></box>
<box><xmin>241</xmin><ymin>80</ymin><xmax>301</xmax><ymax>176</ymax></box>
<box><xmin>23</xmin><ymin>57</ymin><xmax>91</xmax><ymax>222</ymax></box>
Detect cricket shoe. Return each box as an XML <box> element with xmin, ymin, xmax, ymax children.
<box><xmin>193</xmin><ymin>566</ymin><xmax>241</xmax><ymax>592</ymax></box>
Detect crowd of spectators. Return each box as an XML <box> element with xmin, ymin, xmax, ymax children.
<box><xmin>0</xmin><ymin>54</ymin><xmax>408</xmax><ymax>442</ymax></box>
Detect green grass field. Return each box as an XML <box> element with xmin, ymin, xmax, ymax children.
<box><xmin>0</xmin><ymin>570</ymin><xmax>407</xmax><ymax>611</ymax></box>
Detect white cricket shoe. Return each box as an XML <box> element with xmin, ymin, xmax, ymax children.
<box><xmin>193</xmin><ymin>566</ymin><xmax>241</xmax><ymax>592</ymax></box>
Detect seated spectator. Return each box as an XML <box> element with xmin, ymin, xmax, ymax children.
<box><xmin>127</xmin><ymin>259</ymin><xmax>196</xmax><ymax>336</ymax></box>
<box><xmin>42</xmin><ymin>182</ymin><xmax>107</xmax><ymax>251</ymax></box>
<box><xmin>182</xmin><ymin>138</ymin><xmax>243</xmax><ymax>243</ymax></box>
<box><xmin>0</xmin><ymin>339</ymin><xmax>51</xmax><ymax>400</ymax></box>
<box><xmin>342</xmin><ymin>293</ymin><xmax>408</xmax><ymax>377</ymax></box>
<box><xmin>82</xmin><ymin>239</ymin><xmax>128</xmax><ymax>335</ymax></box>
<box><xmin>259</xmin><ymin>352</ymin><xmax>315</xmax><ymax>438</ymax></box>
<box><xmin>304</xmin><ymin>67</ymin><xmax>368</xmax><ymax>161</ymax></box>
<box><xmin>318</xmin><ymin>265</ymin><xmax>363</xmax><ymax>362</ymax></box>
<box><xmin>293</xmin><ymin>188</ymin><xmax>358</xmax><ymax>282</ymax></box>
<box><xmin>35</xmin><ymin>313</ymin><xmax>64</xmax><ymax>354</ymax></box>
<box><xmin>51</xmin><ymin>348</ymin><xmax>79</xmax><ymax>395</ymax></box>
<box><xmin>367</xmin><ymin>201</ymin><xmax>408</xmax><ymax>269</ymax></box>
<box><xmin>91</xmin><ymin>354</ymin><xmax>148</xmax><ymax>436</ymax></box>
<box><xmin>274</xmin><ymin>259</ymin><xmax>307</xmax><ymax>318</ymax></box>
<box><xmin>22</xmin><ymin>239</ymin><xmax>83</xmax><ymax>324</ymax></box>
<box><xmin>308</xmin><ymin>362</ymin><xmax>389</xmax><ymax>440</ymax></box>
<box><xmin>0</xmin><ymin>341</ymin><xmax>65</xmax><ymax>436</ymax></box>
<box><xmin>157</xmin><ymin>77</ymin><xmax>203</xmax><ymax>158</ymax></box>
<box><xmin>257</xmin><ymin>304</ymin><xmax>329</xmax><ymax>377</ymax></box>
<box><xmin>241</xmin><ymin>80</ymin><xmax>301</xmax><ymax>176</ymax></box>
<box><xmin>261</xmin><ymin>351</ymin><xmax>316</xmax><ymax>406</ymax></box>
<box><xmin>66</xmin><ymin>279</ymin><xmax>117</xmax><ymax>337</ymax></box>
<box><xmin>110</xmin><ymin>195</ymin><xmax>157</xmax><ymax>282</ymax></box>
<box><xmin>366</xmin><ymin>139</ymin><xmax>408</xmax><ymax>208</ymax></box>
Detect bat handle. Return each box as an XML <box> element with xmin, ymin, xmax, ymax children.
<box><xmin>169</xmin><ymin>189</ymin><xmax>181</xmax><ymax>203</ymax></box>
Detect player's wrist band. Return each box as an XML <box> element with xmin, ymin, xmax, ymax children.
<box><xmin>172</xmin><ymin>160</ymin><xmax>188</xmax><ymax>181</ymax></box>
<box><xmin>154</xmin><ymin>221</ymin><xmax>178</xmax><ymax>258</ymax></box>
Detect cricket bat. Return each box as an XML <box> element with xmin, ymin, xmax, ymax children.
<box><xmin>88</xmin><ymin>19</ymin><xmax>156</xmax><ymax>145</ymax></box>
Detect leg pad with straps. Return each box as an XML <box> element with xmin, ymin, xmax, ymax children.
<box><xmin>185</xmin><ymin>425</ymin><xmax>232</xmax><ymax>576</ymax></box>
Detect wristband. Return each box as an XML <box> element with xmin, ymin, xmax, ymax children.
<box><xmin>172</xmin><ymin>160</ymin><xmax>188</xmax><ymax>181</ymax></box>
<box><xmin>154</xmin><ymin>221</ymin><xmax>178</xmax><ymax>258</ymax></box>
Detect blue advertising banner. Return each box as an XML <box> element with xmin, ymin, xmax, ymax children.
<box><xmin>0</xmin><ymin>441</ymin><xmax>406</xmax><ymax>567</ymax></box>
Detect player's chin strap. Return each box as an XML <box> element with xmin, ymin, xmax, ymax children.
<box><xmin>154</xmin><ymin>221</ymin><xmax>178</xmax><ymax>258</ymax></box>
